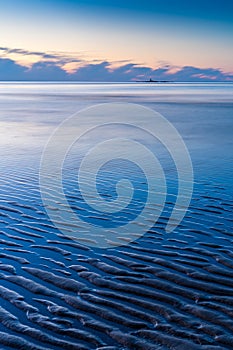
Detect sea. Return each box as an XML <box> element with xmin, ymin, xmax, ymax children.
<box><xmin>0</xmin><ymin>82</ymin><xmax>232</xmax><ymax>349</ymax></box>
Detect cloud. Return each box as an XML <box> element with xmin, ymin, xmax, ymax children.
<box><xmin>0</xmin><ymin>49</ymin><xmax>233</xmax><ymax>82</ymax></box>
<box><xmin>0</xmin><ymin>46</ymin><xmax>85</xmax><ymax>68</ymax></box>
<box><xmin>25</xmin><ymin>61</ymin><xmax>68</xmax><ymax>81</ymax></box>
<box><xmin>67</xmin><ymin>62</ymin><xmax>152</xmax><ymax>82</ymax></box>
<box><xmin>155</xmin><ymin>66</ymin><xmax>233</xmax><ymax>82</ymax></box>
<box><xmin>0</xmin><ymin>58</ymin><xmax>26</xmax><ymax>80</ymax></box>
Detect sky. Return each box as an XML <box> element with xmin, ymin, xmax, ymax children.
<box><xmin>0</xmin><ymin>0</ymin><xmax>233</xmax><ymax>81</ymax></box>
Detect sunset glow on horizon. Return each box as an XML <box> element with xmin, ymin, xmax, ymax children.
<box><xmin>1</xmin><ymin>0</ymin><xmax>233</xmax><ymax>80</ymax></box>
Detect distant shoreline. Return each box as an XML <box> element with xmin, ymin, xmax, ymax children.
<box><xmin>135</xmin><ymin>79</ymin><xmax>172</xmax><ymax>83</ymax></box>
<box><xmin>0</xmin><ymin>80</ymin><xmax>233</xmax><ymax>84</ymax></box>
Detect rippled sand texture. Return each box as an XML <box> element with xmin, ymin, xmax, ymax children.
<box><xmin>0</xmin><ymin>83</ymin><xmax>233</xmax><ymax>349</ymax></box>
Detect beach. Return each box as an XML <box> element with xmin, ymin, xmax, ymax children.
<box><xmin>0</xmin><ymin>82</ymin><xmax>233</xmax><ymax>349</ymax></box>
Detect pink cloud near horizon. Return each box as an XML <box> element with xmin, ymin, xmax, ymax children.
<box><xmin>0</xmin><ymin>48</ymin><xmax>233</xmax><ymax>82</ymax></box>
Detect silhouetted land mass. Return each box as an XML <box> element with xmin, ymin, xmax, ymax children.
<box><xmin>136</xmin><ymin>78</ymin><xmax>172</xmax><ymax>83</ymax></box>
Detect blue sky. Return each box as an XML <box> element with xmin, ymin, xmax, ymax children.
<box><xmin>0</xmin><ymin>0</ymin><xmax>232</xmax><ymax>81</ymax></box>
<box><xmin>56</xmin><ymin>0</ymin><xmax>233</xmax><ymax>22</ymax></box>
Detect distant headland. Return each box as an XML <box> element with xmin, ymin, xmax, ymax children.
<box><xmin>136</xmin><ymin>78</ymin><xmax>172</xmax><ymax>83</ymax></box>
